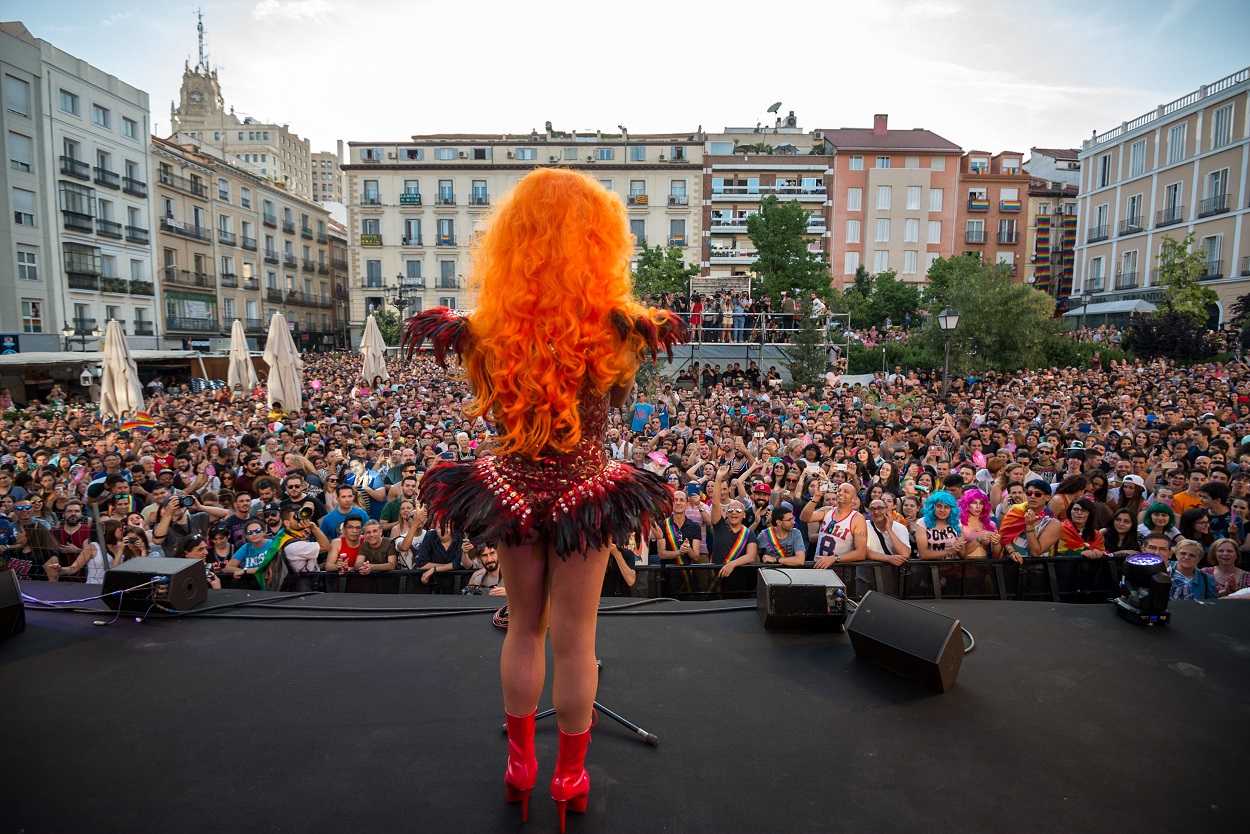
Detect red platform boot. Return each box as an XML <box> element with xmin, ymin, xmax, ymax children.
<box><xmin>550</xmin><ymin>727</ymin><xmax>591</xmax><ymax>834</ymax></box>
<box><xmin>504</xmin><ymin>710</ymin><xmax>538</xmax><ymax>821</ymax></box>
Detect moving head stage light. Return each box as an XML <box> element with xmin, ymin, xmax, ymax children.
<box><xmin>1115</xmin><ymin>554</ymin><xmax>1171</xmax><ymax>625</ymax></box>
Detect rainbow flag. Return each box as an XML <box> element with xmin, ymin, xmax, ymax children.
<box><xmin>968</xmin><ymin>198</ymin><xmax>990</xmax><ymax>211</ymax></box>
<box><xmin>121</xmin><ymin>412</ymin><xmax>155</xmax><ymax>432</ymax></box>
<box><xmin>255</xmin><ymin>530</ymin><xmax>298</xmax><ymax>590</ymax></box>
<box><xmin>1000</xmin><ymin>199</ymin><xmax>1022</xmax><ymax>212</ymax></box>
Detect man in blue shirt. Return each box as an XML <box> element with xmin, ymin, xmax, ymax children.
<box><xmin>630</xmin><ymin>393</ymin><xmax>653</xmax><ymax>433</ymax></box>
<box><xmin>319</xmin><ymin>484</ymin><xmax>370</xmax><ymax>539</ymax></box>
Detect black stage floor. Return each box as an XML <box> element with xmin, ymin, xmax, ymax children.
<box><xmin>3</xmin><ymin>585</ymin><xmax>1248</xmax><ymax>834</ymax></box>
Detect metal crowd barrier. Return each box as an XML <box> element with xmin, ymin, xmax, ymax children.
<box><xmin>209</xmin><ymin>555</ymin><xmax>1126</xmax><ymax>604</ymax></box>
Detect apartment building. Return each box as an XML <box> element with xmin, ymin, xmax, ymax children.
<box><xmin>328</xmin><ymin>218</ymin><xmax>349</xmax><ymax>346</ymax></box>
<box><xmin>312</xmin><ymin>150</ymin><xmax>343</xmax><ymax>204</ymax></box>
<box><xmin>1077</xmin><ymin>65</ymin><xmax>1250</xmax><ymax>327</ymax></box>
<box><xmin>153</xmin><ymin>135</ymin><xmax>337</xmax><ymax>351</ymax></box>
<box><xmin>170</xmin><ymin>61</ymin><xmax>313</xmax><ymax>200</ymax></box>
<box><xmin>342</xmin><ymin>126</ymin><xmax>703</xmax><ymax>346</ymax></box>
<box><xmin>0</xmin><ymin>22</ymin><xmax>160</xmax><ymax>350</ymax></box>
<box><xmin>821</xmin><ymin>115</ymin><xmax>963</xmax><ymax>288</ymax></box>
<box><xmin>953</xmin><ymin>151</ymin><xmax>1032</xmax><ymax>279</ymax></box>
<box><xmin>703</xmin><ymin>114</ymin><xmax>832</xmax><ymax>289</ymax></box>
<box><xmin>1024</xmin><ymin>148</ymin><xmax>1081</xmax><ymax>188</ymax></box>
<box><xmin>1</xmin><ymin>22</ymin><xmax>60</xmax><ymax>351</ymax></box>
<box><xmin>1024</xmin><ymin>178</ymin><xmax>1079</xmax><ymax>301</ymax></box>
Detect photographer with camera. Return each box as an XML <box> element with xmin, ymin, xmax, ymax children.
<box><xmin>151</xmin><ymin>494</ymin><xmax>212</xmax><ymax>555</ymax></box>
<box><xmin>276</xmin><ymin>502</ymin><xmax>331</xmax><ymax>581</ymax></box>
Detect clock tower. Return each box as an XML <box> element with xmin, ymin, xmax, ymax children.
<box><xmin>170</xmin><ymin>10</ymin><xmax>225</xmax><ymax>133</ymax></box>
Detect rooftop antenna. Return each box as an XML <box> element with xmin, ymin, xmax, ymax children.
<box><xmin>195</xmin><ymin>8</ymin><xmax>209</xmax><ymax>72</ymax></box>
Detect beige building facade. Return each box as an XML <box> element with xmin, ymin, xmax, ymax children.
<box><xmin>1077</xmin><ymin>65</ymin><xmax>1250</xmax><ymax>326</ymax></box>
<box><xmin>312</xmin><ymin>150</ymin><xmax>343</xmax><ymax>204</ymax></box>
<box><xmin>342</xmin><ymin>126</ymin><xmax>703</xmax><ymax>345</ymax></box>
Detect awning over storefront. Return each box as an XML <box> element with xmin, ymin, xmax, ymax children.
<box><xmin>0</xmin><ymin>350</ymin><xmax>206</xmax><ymax>367</ymax></box>
<box><xmin>1062</xmin><ymin>299</ymin><xmax>1157</xmax><ymax>317</ymax></box>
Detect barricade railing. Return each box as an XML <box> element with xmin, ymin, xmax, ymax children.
<box><xmin>208</xmin><ymin>555</ymin><xmax>1126</xmax><ymax>604</ymax></box>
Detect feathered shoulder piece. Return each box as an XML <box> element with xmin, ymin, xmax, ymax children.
<box><xmin>609</xmin><ymin>309</ymin><xmax>690</xmax><ymax>363</ymax></box>
<box><xmin>401</xmin><ymin>307</ymin><xmax>473</xmax><ymax>366</ymax></box>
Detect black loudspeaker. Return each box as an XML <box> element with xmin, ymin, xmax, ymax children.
<box><xmin>0</xmin><ymin>569</ymin><xmax>25</xmax><ymax>637</ymax></box>
<box><xmin>757</xmin><ymin>568</ymin><xmax>848</xmax><ymax>630</ymax></box>
<box><xmin>846</xmin><ymin>591</ymin><xmax>965</xmax><ymax>692</ymax></box>
<box><xmin>102</xmin><ymin>557</ymin><xmax>208</xmax><ymax>614</ymax></box>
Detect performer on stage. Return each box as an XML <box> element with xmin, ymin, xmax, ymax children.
<box><xmin>402</xmin><ymin>168</ymin><xmax>686</xmax><ymax>832</ymax></box>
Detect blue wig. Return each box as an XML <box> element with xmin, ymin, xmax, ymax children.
<box><xmin>922</xmin><ymin>491</ymin><xmax>962</xmax><ymax>536</ymax></box>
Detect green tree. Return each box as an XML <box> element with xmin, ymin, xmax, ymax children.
<box><xmin>1155</xmin><ymin>233</ymin><xmax>1218</xmax><ymax>323</ymax></box>
<box><xmin>747</xmin><ymin>195</ymin><xmax>832</xmax><ymax>304</ymax></box>
<box><xmin>848</xmin><ymin>270</ymin><xmax>921</xmax><ymax>328</ymax></box>
<box><xmin>372</xmin><ymin>307</ymin><xmax>401</xmax><ymax>346</ymax></box>
<box><xmin>917</xmin><ymin>255</ymin><xmax>1056</xmax><ymax>373</ymax></box>
<box><xmin>632</xmin><ymin>243</ymin><xmax>698</xmax><ymax>299</ymax></box>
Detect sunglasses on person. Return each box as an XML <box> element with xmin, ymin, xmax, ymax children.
<box><xmin>245</xmin><ymin>528</ymin><xmax>265</xmax><ymax>536</ymax></box>
<box><xmin>184</xmin><ymin>535</ymin><xmax>206</xmax><ymax>546</ymax></box>
<box><xmin>1024</xmin><ymin>490</ymin><xmax>1047</xmax><ymax>498</ymax></box>
<box><xmin>15</xmin><ymin>504</ymin><xmax>32</xmax><ymax>511</ymax></box>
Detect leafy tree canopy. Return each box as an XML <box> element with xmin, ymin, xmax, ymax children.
<box><xmin>1155</xmin><ymin>233</ymin><xmax>1219</xmax><ymax>323</ymax></box>
<box><xmin>747</xmin><ymin>195</ymin><xmax>832</xmax><ymax>304</ymax></box>
<box><xmin>632</xmin><ymin>243</ymin><xmax>699</xmax><ymax>299</ymax></box>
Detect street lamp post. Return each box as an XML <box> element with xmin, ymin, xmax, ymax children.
<box><xmin>937</xmin><ymin>305</ymin><xmax>959</xmax><ymax>399</ymax></box>
<box><xmin>1080</xmin><ymin>289</ymin><xmax>1093</xmax><ymax>331</ymax></box>
<box><xmin>62</xmin><ymin>321</ymin><xmax>101</xmax><ymax>352</ymax></box>
<box><xmin>383</xmin><ymin>272</ymin><xmax>420</xmax><ymax>318</ymax></box>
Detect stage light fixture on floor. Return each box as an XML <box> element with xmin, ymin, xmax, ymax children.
<box><xmin>1115</xmin><ymin>554</ymin><xmax>1171</xmax><ymax>625</ymax></box>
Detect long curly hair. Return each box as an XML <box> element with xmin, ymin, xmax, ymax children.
<box><xmin>922</xmin><ymin>491</ymin><xmax>961</xmax><ymax>536</ymax></box>
<box><xmin>957</xmin><ymin>488</ymin><xmax>995</xmax><ymax>529</ymax></box>
<box><xmin>463</xmin><ymin>168</ymin><xmax>673</xmax><ymax>459</ymax></box>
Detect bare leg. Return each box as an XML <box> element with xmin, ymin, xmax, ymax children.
<box><xmin>548</xmin><ymin>541</ymin><xmax>610</xmax><ymax>734</ymax></box>
<box><xmin>498</xmin><ymin>537</ymin><xmax>550</xmax><ymax>715</ymax></box>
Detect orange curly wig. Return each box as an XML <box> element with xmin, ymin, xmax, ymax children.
<box><xmin>463</xmin><ymin>168</ymin><xmax>669</xmax><ymax>459</ymax></box>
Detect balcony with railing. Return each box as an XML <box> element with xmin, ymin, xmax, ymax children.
<box><xmin>435</xmin><ymin>277</ymin><xmax>460</xmax><ymax>290</ymax></box>
<box><xmin>300</xmin><ymin>225</ymin><xmax>313</xmax><ymax>239</ymax></box>
<box><xmin>964</xmin><ymin>230</ymin><xmax>988</xmax><ymax>244</ymax></box>
<box><xmin>97</xmin><ymin>219</ymin><xmax>123</xmax><ymax>239</ymax></box>
<box><xmin>241</xmin><ymin>235</ymin><xmax>257</xmax><ymax>251</ymax></box>
<box><xmin>264</xmin><ymin>249</ymin><xmax>279</xmax><ymax>264</ymax></box>
<box><xmin>436</xmin><ymin>234</ymin><xmax>456</xmax><ymax>247</ymax></box>
<box><xmin>161</xmin><ymin>266</ymin><xmax>217</xmax><ymax>289</ymax></box>
<box><xmin>242</xmin><ymin>277</ymin><xmax>260</xmax><ymax>291</ymax></box>
<box><xmin>125</xmin><ymin>225</ymin><xmax>149</xmax><ymax>244</ymax></box>
<box><xmin>1087</xmin><ymin>224</ymin><xmax>1109</xmax><ymax>243</ymax></box>
<box><xmin>966</xmin><ymin>196</ymin><xmax>990</xmax><ymax>211</ymax></box>
<box><xmin>282</xmin><ymin>219</ymin><xmax>295</xmax><ymax>234</ymax></box>
<box><xmin>999</xmin><ymin>199</ymin><xmax>1022</xmax><ymax>212</ymax></box>
<box><xmin>709</xmin><ymin>218</ymin><xmax>749</xmax><ymax>233</ymax></box>
<box><xmin>64</xmin><ymin>211</ymin><xmax>94</xmax><ymax>233</ymax></box>
<box><xmin>317</xmin><ymin>262</ymin><xmax>329</xmax><ymax>274</ymax></box>
<box><xmin>67</xmin><ymin>272</ymin><xmax>99</xmax><ymax>291</ymax></box>
<box><xmin>60</xmin><ymin>156</ymin><xmax>90</xmax><ymax>179</ymax></box>
<box><xmin>435</xmin><ymin>193</ymin><xmax>456</xmax><ymax>206</ymax></box>
<box><xmin>627</xmin><ymin>194</ymin><xmax>649</xmax><ymax>206</ymax></box>
<box><xmin>70</xmin><ymin>317</ymin><xmax>98</xmax><ymax>332</ymax></box>
<box><xmin>221</xmin><ymin>273</ymin><xmax>238</xmax><ymax>288</ymax></box>
<box><xmin>708</xmin><ymin>247</ymin><xmax>759</xmax><ymax>263</ymax></box>
<box><xmin>165</xmin><ymin>316</ymin><xmax>220</xmax><ymax>333</ymax></box>
<box><xmin>302</xmin><ymin>258</ymin><xmax>315</xmax><ymax>272</ymax></box>
<box><xmin>263</xmin><ymin>213</ymin><xmax>277</xmax><ymax>228</ymax></box>
<box><xmin>284</xmin><ymin>254</ymin><xmax>297</xmax><ymax>268</ymax></box>
<box><xmin>1197</xmin><ymin>193</ymin><xmax>1229</xmax><ymax>218</ymax></box>
<box><xmin>362</xmin><ymin>191</ymin><xmax>382</xmax><ymax>206</ymax></box>
<box><xmin>158</xmin><ymin>171</ymin><xmax>208</xmax><ymax>199</ymax></box>
<box><xmin>1155</xmin><ymin>205</ymin><xmax>1184</xmax><ymax>227</ymax></box>
<box><xmin>399</xmin><ymin>192</ymin><xmax>421</xmax><ymax>206</ymax></box>
<box><xmin>668</xmin><ymin>195</ymin><xmax>689</xmax><ymax>206</ymax></box>
<box><xmin>1118</xmin><ymin>216</ymin><xmax>1144</xmax><ymax>236</ymax></box>
<box><xmin>997</xmin><ymin>230</ymin><xmax>1019</xmax><ymax>244</ymax></box>
<box><xmin>669</xmin><ymin>236</ymin><xmax>687</xmax><ymax>247</ymax></box>
<box><xmin>129</xmin><ymin>280</ymin><xmax>155</xmax><ymax>296</ymax></box>
<box><xmin>123</xmin><ymin>176</ymin><xmax>147</xmax><ymax>197</ymax></box>
<box><xmin>244</xmin><ymin>318</ymin><xmax>265</xmax><ymax>333</ymax></box>
<box><xmin>218</xmin><ymin>229</ymin><xmax>237</xmax><ymax>246</ymax></box>
<box><xmin>1242</xmin><ymin>256</ymin><xmax>1250</xmax><ymax>277</ymax></box>
<box><xmin>267</xmin><ymin>288</ymin><xmax>332</xmax><ymax>308</ymax></box>
<box><xmin>93</xmin><ymin>167</ymin><xmax>120</xmax><ymax>189</ymax></box>
<box><xmin>806</xmin><ymin>218</ymin><xmax>827</xmax><ymax>234</ymax></box>
<box><xmin>1114</xmin><ymin>272</ymin><xmax>1139</xmax><ymax>291</ymax></box>
<box><xmin>160</xmin><ymin>218</ymin><xmax>212</xmax><ymax>243</ymax></box>
<box><xmin>335</xmin><ymin>287</ymin><xmax>349</xmax><ymax>300</ymax></box>
<box><xmin>133</xmin><ymin>322</ymin><xmax>155</xmax><ymax>336</ymax></box>
<box><xmin>333</xmin><ymin>258</ymin><xmax>349</xmax><ymax>270</ymax></box>
<box><xmin>1199</xmin><ymin>259</ymin><xmax>1223</xmax><ymax>280</ymax></box>
<box><xmin>317</xmin><ymin>230</ymin><xmax>327</xmax><ymax>243</ymax></box>
<box><xmin>469</xmin><ymin>193</ymin><xmax>490</xmax><ymax>206</ymax></box>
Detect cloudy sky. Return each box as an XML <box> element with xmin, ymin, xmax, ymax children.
<box><xmin>7</xmin><ymin>0</ymin><xmax>1249</xmax><ymax>157</ymax></box>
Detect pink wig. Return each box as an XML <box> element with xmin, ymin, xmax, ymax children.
<box><xmin>958</xmin><ymin>488</ymin><xmax>995</xmax><ymax>529</ymax></box>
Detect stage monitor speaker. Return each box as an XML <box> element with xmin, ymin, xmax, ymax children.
<box><xmin>0</xmin><ymin>569</ymin><xmax>24</xmax><ymax>637</ymax></box>
<box><xmin>757</xmin><ymin>568</ymin><xmax>848</xmax><ymax>630</ymax></box>
<box><xmin>846</xmin><ymin>591</ymin><xmax>964</xmax><ymax>692</ymax></box>
<box><xmin>102</xmin><ymin>557</ymin><xmax>208</xmax><ymax>615</ymax></box>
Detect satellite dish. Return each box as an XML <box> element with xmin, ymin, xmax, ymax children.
<box><xmin>1027</xmin><ymin>274</ymin><xmax>1037</xmax><ymax>284</ymax></box>
<box><xmin>767</xmin><ymin>102</ymin><xmax>782</xmax><ymax>114</ymax></box>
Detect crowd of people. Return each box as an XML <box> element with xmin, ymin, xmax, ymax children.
<box><xmin>2</xmin><ymin>341</ymin><xmax>1248</xmax><ymax>602</ymax></box>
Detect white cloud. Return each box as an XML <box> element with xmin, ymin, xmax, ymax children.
<box><xmin>101</xmin><ymin>8</ymin><xmax>138</xmax><ymax>27</ymax></box>
<box><xmin>251</xmin><ymin>0</ymin><xmax>335</xmax><ymax>22</ymax></box>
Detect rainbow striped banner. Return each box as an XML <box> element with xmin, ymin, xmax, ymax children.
<box><xmin>121</xmin><ymin>412</ymin><xmax>155</xmax><ymax>432</ymax></box>
<box><xmin>968</xmin><ymin>198</ymin><xmax>990</xmax><ymax>211</ymax></box>
<box><xmin>999</xmin><ymin>199</ymin><xmax>1022</xmax><ymax>212</ymax></box>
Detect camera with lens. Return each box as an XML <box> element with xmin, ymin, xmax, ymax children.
<box><xmin>179</xmin><ymin>496</ymin><xmax>195</xmax><ymax>508</ymax></box>
<box><xmin>297</xmin><ymin>506</ymin><xmax>314</xmax><ymax>521</ymax></box>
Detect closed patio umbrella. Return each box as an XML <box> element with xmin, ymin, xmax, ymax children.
<box><xmin>262</xmin><ymin>312</ymin><xmax>303</xmax><ymax>411</ymax></box>
<box><xmin>98</xmin><ymin>319</ymin><xmax>144</xmax><ymax>420</ymax></box>
<box><xmin>227</xmin><ymin>318</ymin><xmax>258</xmax><ymax>392</ymax></box>
<box><xmin>360</xmin><ymin>314</ymin><xmax>390</xmax><ymax>384</ymax></box>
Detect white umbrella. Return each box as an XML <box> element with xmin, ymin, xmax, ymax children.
<box><xmin>99</xmin><ymin>319</ymin><xmax>144</xmax><ymax>420</ymax></box>
<box><xmin>262</xmin><ymin>312</ymin><xmax>303</xmax><ymax>411</ymax></box>
<box><xmin>227</xmin><ymin>319</ymin><xmax>258</xmax><ymax>392</ymax></box>
<box><xmin>359</xmin><ymin>314</ymin><xmax>390</xmax><ymax>383</ymax></box>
